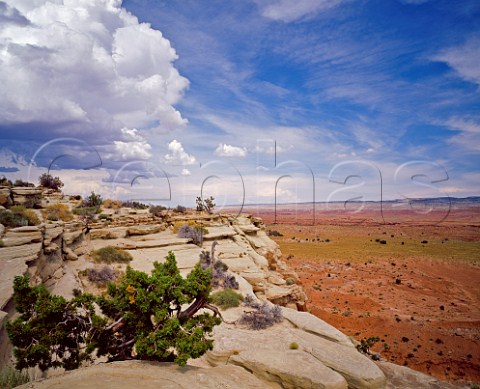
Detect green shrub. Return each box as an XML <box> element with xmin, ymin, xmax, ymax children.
<box><xmin>83</xmin><ymin>192</ymin><xmax>103</xmax><ymax>208</ymax></box>
<box><xmin>73</xmin><ymin>206</ymin><xmax>100</xmax><ymax>216</ymax></box>
<box><xmin>289</xmin><ymin>342</ymin><xmax>299</xmax><ymax>350</ymax></box>
<box><xmin>0</xmin><ymin>239</ymin><xmax>4</xmax><ymax>248</ymax></box>
<box><xmin>39</xmin><ymin>173</ymin><xmax>63</xmax><ymax>191</ymax></box>
<box><xmin>267</xmin><ymin>230</ymin><xmax>283</xmax><ymax>237</ymax></box>
<box><xmin>92</xmin><ymin>246</ymin><xmax>133</xmax><ymax>264</ymax></box>
<box><xmin>8</xmin><ymin>206</ymin><xmax>40</xmax><ymax>226</ymax></box>
<box><xmin>0</xmin><ymin>366</ymin><xmax>30</xmax><ymax>388</ymax></box>
<box><xmin>210</xmin><ymin>288</ymin><xmax>243</xmax><ymax>310</ymax></box>
<box><xmin>0</xmin><ymin>210</ymin><xmax>27</xmax><ymax>228</ymax></box>
<box><xmin>7</xmin><ymin>252</ymin><xmax>221</xmax><ymax>371</ymax></box>
<box><xmin>285</xmin><ymin>277</ymin><xmax>296</xmax><ymax>285</ymax></box>
<box><xmin>98</xmin><ymin>214</ymin><xmax>110</xmax><ymax>220</ymax></box>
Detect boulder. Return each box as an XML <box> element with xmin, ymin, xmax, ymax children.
<box><xmin>44</xmin><ymin>242</ymin><xmax>59</xmax><ymax>255</ymax></box>
<box><xmin>63</xmin><ymin>229</ymin><xmax>84</xmax><ymax>245</ymax></box>
<box><xmin>229</xmin><ymin>349</ymin><xmax>347</xmax><ymax>389</ymax></box>
<box><xmin>63</xmin><ymin>247</ymin><xmax>78</xmax><ymax>261</ymax></box>
<box><xmin>44</xmin><ymin>224</ymin><xmax>63</xmax><ymax>245</ymax></box>
<box><xmin>17</xmin><ymin>361</ymin><xmax>270</xmax><ymax>389</ymax></box>
<box><xmin>282</xmin><ymin>308</ymin><xmax>355</xmax><ymax>348</ymax></box>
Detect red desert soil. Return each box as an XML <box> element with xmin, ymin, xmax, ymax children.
<box><xmin>251</xmin><ymin>205</ymin><xmax>480</xmax><ymax>386</ymax></box>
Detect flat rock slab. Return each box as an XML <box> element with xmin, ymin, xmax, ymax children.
<box><xmin>128</xmin><ymin>244</ymin><xmax>203</xmax><ymax>273</ymax></box>
<box><xmin>282</xmin><ymin>308</ymin><xmax>355</xmax><ymax>348</ymax></box>
<box><xmin>295</xmin><ymin>329</ymin><xmax>387</xmax><ymax>389</ymax></box>
<box><xmin>230</xmin><ymin>349</ymin><xmax>347</xmax><ymax>389</ymax></box>
<box><xmin>17</xmin><ymin>361</ymin><xmax>271</xmax><ymax>389</ymax></box>
<box><xmin>203</xmin><ymin>225</ymin><xmax>237</xmax><ymax>240</ymax></box>
<box><xmin>376</xmin><ymin>361</ymin><xmax>460</xmax><ymax>389</ymax></box>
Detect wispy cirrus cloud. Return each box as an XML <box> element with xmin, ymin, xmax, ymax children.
<box><xmin>432</xmin><ymin>35</ymin><xmax>480</xmax><ymax>88</ymax></box>
<box><xmin>253</xmin><ymin>0</ymin><xmax>350</xmax><ymax>22</ymax></box>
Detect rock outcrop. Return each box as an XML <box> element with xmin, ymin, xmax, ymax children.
<box><xmin>0</xmin><ymin>193</ymin><xmax>460</xmax><ymax>388</ymax></box>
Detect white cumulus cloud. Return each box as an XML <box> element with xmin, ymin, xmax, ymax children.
<box><xmin>0</xmin><ymin>0</ymin><xmax>189</xmax><ymax>157</ymax></box>
<box><xmin>214</xmin><ymin>144</ymin><xmax>247</xmax><ymax>157</ymax></box>
<box><xmin>165</xmin><ymin>140</ymin><xmax>196</xmax><ymax>165</ymax></box>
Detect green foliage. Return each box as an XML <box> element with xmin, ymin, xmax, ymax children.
<box><xmin>210</xmin><ymin>289</ymin><xmax>243</xmax><ymax>309</ymax></box>
<box><xmin>7</xmin><ymin>252</ymin><xmax>221</xmax><ymax>372</ymax></box>
<box><xmin>0</xmin><ymin>239</ymin><xmax>4</xmax><ymax>247</ymax></box>
<box><xmin>289</xmin><ymin>342</ymin><xmax>299</xmax><ymax>350</ymax></box>
<box><xmin>72</xmin><ymin>206</ymin><xmax>99</xmax><ymax>216</ymax></box>
<box><xmin>13</xmin><ymin>179</ymin><xmax>34</xmax><ymax>187</ymax></box>
<box><xmin>357</xmin><ymin>336</ymin><xmax>381</xmax><ymax>355</ymax></box>
<box><xmin>0</xmin><ymin>367</ymin><xmax>30</xmax><ymax>388</ymax></box>
<box><xmin>195</xmin><ymin>196</ymin><xmax>215</xmax><ymax>213</ymax></box>
<box><xmin>0</xmin><ymin>206</ymin><xmax>40</xmax><ymax>227</ymax></box>
<box><xmin>83</xmin><ymin>192</ymin><xmax>103</xmax><ymax>208</ymax></box>
<box><xmin>0</xmin><ymin>210</ymin><xmax>27</xmax><ymax>228</ymax></box>
<box><xmin>285</xmin><ymin>277</ymin><xmax>296</xmax><ymax>285</ymax></box>
<box><xmin>92</xmin><ymin>246</ymin><xmax>133</xmax><ymax>264</ymax></box>
<box><xmin>0</xmin><ymin>177</ymin><xmax>13</xmax><ymax>187</ymax></box>
<box><xmin>39</xmin><ymin>173</ymin><xmax>63</xmax><ymax>191</ymax></box>
<box><xmin>121</xmin><ymin>200</ymin><xmax>148</xmax><ymax>209</ymax></box>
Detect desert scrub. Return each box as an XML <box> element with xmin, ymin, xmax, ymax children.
<box><xmin>285</xmin><ymin>277</ymin><xmax>296</xmax><ymax>285</ymax></box>
<box><xmin>267</xmin><ymin>229</ymin><xmax>283</xmax><ymax>237</ymax></box>
<box><xmin>42</xmin><ymin>203</ymin><xmax>73</xmax><ymax>222</ymax></box>
<box><xmin>199</xmin><ymin>250</ymin><xmax>239</xmax><ymax>289</ymax></box>
<box><xmin>0</xmin><ymin>366</ymin><xmax>30</xmax><ymax>388</ymax></box>
<box><xmin>91</xmin><ymin>246</ymin><xmax>132</xmax><ymax>264</ymax></box>
<box><xmin>102</xmin><ymin>199</ymin><xmax>123</xmax><ymax>209</ymax></box>
<box><xmin>289</xmin><ymin>342</ymin><xmax>299</xmax><ymax>350</ymax></box>
<box><xmin>0</xmin><ymin>240</ymin><xmax>4</xmax><ymax>247</ymax></box>
<box><xmin>209</xmin><ymin>288</ymin><xmax>243</xmax><ymax>309</ymax></box>
<box><xmin>177</xmin><ymin>224</ymin><xmax>208</xmax><ymax>246</ymax></box>
<box><xmin>239</xmin><ymin>295</ymin><xmax>283</xmax><ymax>330</ymax></box>
<box><xmin>86</xmin><ymin>267</ymin><xmax>117</xmax><ymax>286</ymax></box>
<box><xmin>9</xmin><ymin>206</ymin><xmax>40</xmax><ymax>226</ymax></box>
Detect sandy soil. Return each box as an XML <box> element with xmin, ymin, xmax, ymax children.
<box><xmin>250</xmin><ymin>205</ymin><xmax>480</xmax><ymax>386</ymax></box>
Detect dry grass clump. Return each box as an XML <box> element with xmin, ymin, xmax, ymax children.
<box><xmin>91</xmin><ymin>246</ymin><xmax>133</xmax><ymax>264</ymax></box>
<box><xmin>42</xmin><ymin>203</ymin><xmax>73</xmax><ymax>222</ymax></box>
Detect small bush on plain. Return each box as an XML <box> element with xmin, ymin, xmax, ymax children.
<box><xmin>121</xmin><ymin>200</ymin><xmax>148</xmax><ymax>209</ymax></box>
<box><xmin>102</xmin><ymin>199</ymin><xmax>123</xmax><ymax>209</ymax></box>
<box><xmin>174</xmin><ymin>205</ymin><xmax>187</xmax><ymax>214</ymax></box>
<box><xmin>92</xmin><ymin>246</ymin><xmax>132</xmax><ymax>264</ymax></box>
<box><xmin>289</xmin><ymin>342</ymin><xmax>299</xmax><ymax>350</ymax></box>
<box><xmin>0</xmin><ymin>210</ymin><xmax>27</xmax><ymax>228</ymax></box>
<box><xmin>149</xmin><ymin>205</ymin><xmax>167</xmax><ymax>217</ymax></box>
<box><xmin>210</xmin><ymin>288</ymin><xmax>243</xmax><ymax>309</ymax></box>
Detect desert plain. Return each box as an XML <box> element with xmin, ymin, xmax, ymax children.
<box><xmin>244</xmin><ymin>201</ymin><xmax>480</xmax><ymax>386</ymax></box>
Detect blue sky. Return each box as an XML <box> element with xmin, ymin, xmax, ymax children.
<box><xmin>0</xmin><ymin>0</ymin><xmax>479</xmax><ymax>207</ymax></box>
